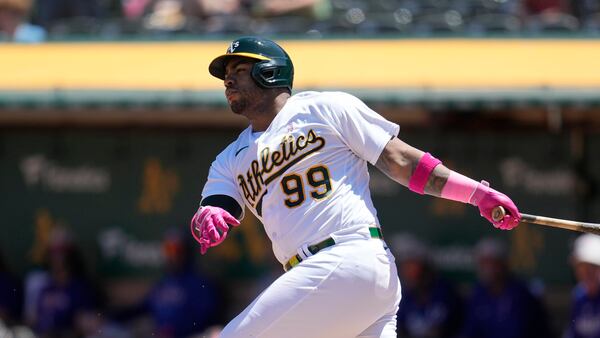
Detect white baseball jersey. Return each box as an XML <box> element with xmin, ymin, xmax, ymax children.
<box><xmin>201</xmin><ymin>91</ymin><xmax>399</xmax><ymax>264</ymax></box>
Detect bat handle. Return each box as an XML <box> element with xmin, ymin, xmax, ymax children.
<box><xmin>492</xmin><ymin>206</ymin><xmax>506</xmax><ymax>222</ymax></box>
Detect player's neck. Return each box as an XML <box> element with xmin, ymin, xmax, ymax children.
<box><xmin>249</xmin><ymin>91</ymin><xmax>291</xmax><ymax>132</ymax></box>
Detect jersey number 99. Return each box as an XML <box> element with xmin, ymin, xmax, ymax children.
<box><xmin>280</xmin><ymin>166</ymin><xmax>332</xmax><ymax>208</ymax></box>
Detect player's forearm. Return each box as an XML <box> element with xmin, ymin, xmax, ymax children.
<box><xmin>424</xmin><ymin>164</ymin><xmax>451</xmax><ymax>197</ymax></box>
<box><xmin>376</xmin><ymin>137</ymin><xmax>464</xmax><ymax>197</ymax></box>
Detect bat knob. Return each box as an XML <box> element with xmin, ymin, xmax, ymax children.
<box><xmin>492</xmin><ymin>206</ymin><xmax>506</xmax><ymax>222</ymax></box>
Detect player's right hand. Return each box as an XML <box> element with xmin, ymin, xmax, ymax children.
<box><xmin>190</xmin><ymin>206</ymin><xmax>240</xmax><ymax>254</ymax></box>
<box><xmin>470</xmin><ymin>181</ymin><xmax>521</xmax><ymax>230</ymax></box>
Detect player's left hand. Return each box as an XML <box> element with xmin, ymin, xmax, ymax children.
<box><xmin>190</xmin><ymin>206</ymin><xmax>240</xmax><ymax>254</ymax></box>
<box><xmin>470</xmin><ymin>181</ymin><xmax>521</xmax><ymax>230</ymax></box>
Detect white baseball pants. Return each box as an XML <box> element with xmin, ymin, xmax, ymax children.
<box><xmin>220</xmin><ymin>238</ymin><xmax>402</xmax><ymax>338</ymax></box>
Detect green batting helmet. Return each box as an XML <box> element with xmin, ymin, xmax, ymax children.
<box><xmin>209</xmin><ymin>36</ymin><xmax>294</xmax><ymax>91</ymax></box>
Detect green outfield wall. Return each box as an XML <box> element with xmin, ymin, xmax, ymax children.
<box><xmin>1</xmin><ymin>127</ymin><xmax>596</xmax><ymax>286</ymax></box>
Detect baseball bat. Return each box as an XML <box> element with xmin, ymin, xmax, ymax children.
<box><xmin>492</xmin><ymin>206</ymin><xmax>600</xmax><ymax>236</ymax></box>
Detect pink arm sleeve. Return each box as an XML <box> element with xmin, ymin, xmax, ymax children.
<box><xmin>439</xmin><ymin>168</ymin><xmax>522</xmax><ymax>230</ymax></box>
<box><xmin>440</xmin><ymin>171</ymin><xmax>479</xmax><ymax>204</ymax></box>
<box><xmin>408</xmin><ymin>153</ymin><xmax>441</xmax><ymax>194</ymax></box>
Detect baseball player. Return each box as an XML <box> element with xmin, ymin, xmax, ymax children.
<box><xmin>566</xmin><ymin>234</ymin><xmax>600</xmax><ymax>338</ymax></box>
<box><xmin>190</xmin><ymin>36</ymin><xmax>521</xmax><ymax>338</ymax></box>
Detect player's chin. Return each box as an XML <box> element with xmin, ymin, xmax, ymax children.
<box><xmin>229</xmin><ymin>99</ymin><xmax>246</xmax><ymax>115</ymax></box>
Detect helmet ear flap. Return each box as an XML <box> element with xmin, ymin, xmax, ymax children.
<box><xmin>260</xmin><ymin>67</ymin><xmax>277</xmax><ymax>82</ymax></box>
<box><xmin>250</xmin><ymin>60</ymin><xmax>271</xmax><ymax>88</ymax></box>
<box><xmin>257</xmin><ymin>65</ymin><xmax>278</xmax><ymax>83</ymax></box>
<box><xmin>251</xmin><ymin>58</ymin><xmax>293</xmax><ymax>91</ymax></box>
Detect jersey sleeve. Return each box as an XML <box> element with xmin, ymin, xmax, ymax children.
<box><xmin>201</xmin><ymin>147</ymin><xmax>245</xmax><ymax>215</ymax></box>
<box><xmin>325</xmin><ymin>92</ymin><xmax>400</xmax><ymax>165</ymax></box>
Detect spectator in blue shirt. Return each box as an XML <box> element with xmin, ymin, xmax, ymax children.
<box><xmin>392</xmin><ymin>234</ymin><xmax>463</xmax><ymax>338</ymax></box>
<box><xmin>34</xmin><ymin>229</ymin><xmax>96</xmax><ymax>336</ymax></box>
<box><xmin>461</xmin><ymin>238</ymin><xmax>552</xmax><ymax>338</ymax></box>
<box><xmin>144</xmin><ymin>229</ymin><xmax>218</xmax><ymax>338</ymax></box>
<box><xmin>565</xmin><ymin>234</ymin><xmax>600</xmax><ymax>338</ymax></box>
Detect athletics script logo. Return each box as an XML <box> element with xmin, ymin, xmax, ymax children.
<box><xmin>238</xmin><ymin>129</ymin><xmax>325</xmax><ymax>216</ymax></box>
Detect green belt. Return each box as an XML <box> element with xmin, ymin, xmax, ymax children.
<box><xmin>284</xmin><ymin>227</ymin><xmax>384</xmax><ymax>272</ymax></box>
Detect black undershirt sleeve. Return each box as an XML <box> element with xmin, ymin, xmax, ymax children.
<box><xmin>200</xmin><ymin>194</ymin><xmax>243</xmax><ymax>219</ymax></box>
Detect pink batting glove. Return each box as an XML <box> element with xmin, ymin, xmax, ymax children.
<box><xmin>469</xmin><ymin>181</ymin><xmax>521</xmax><ymax>230</ymax></box>
<box><xmin>190</xmin><ymin>206</ymin><xmax>240</xmax><ymax>254</ymax></box>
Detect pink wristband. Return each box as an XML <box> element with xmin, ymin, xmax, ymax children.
<box><xmin>409</xmin><ymin>153</ymin><xmax>442</xmax><ymax>194</ymax></box>
<box><xmin>440</xmin><ymin>171</ymin><xmax>479</xmax><ymax>204</ymax></box>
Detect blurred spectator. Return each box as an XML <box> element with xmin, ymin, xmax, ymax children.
<box><xmin>140</xmin><ymin>0</ymin><xmax>249</xmax><ymax>33</ymax></box>
<box><xmin>33</xmin><ymin>227</ymin><xmax>96</xmax><ymax>337</ymax></box>
<box><xmin>0</xmin><ymin>0</ymin><xmax>45</xmax><ymax>42</ymax></box>
<box><xmin>127</xmin><ymin>0</ymin><xmax>244</xmax><ymax>26</ymax></box>
<box><xmin>524</xmin><ymin>0</ymin><xmax>578</xmax><ymax>32</ymax></box>
<box><xmin>141</xmin><ymin>229</ymin><xmax>218</xmax><ymax>338</ymax></box>
<box><xmin>461</xmin><ymin>238</ymin><xmax>552</xmax><ymax>338</ymax></box>
<box><xmin>17</xmin><ymin>0</ymin><xmax>600</xmax><ymax>37</ymax></box>
<box><xmin>392</xmin><ymin>234</ymin><xmax>463</xmax><ymax>338</ymax></box>
<box><xmin>148</xmin><ymin>231</ymin><xmax>217</xmax><ymax>337</ymax></box>
<box><xmin>524</xmin><ymin>0</ymin><xmax>569</xmax><ymax>14</ymax></box>
<box><xmin>23</xmin><ymin>266</ymin><xmax>50</xmax><ymax>328</ymax></box>
<box><xmin>251</xmin><ymin>0</ymin><xmax>331</xmax><ymax>20</ymax></box>
<box><xmin>122</xmin><ymin>0</ymin><xmax>151</xmax><ymax>19</ymax></box>
<box><xmin>187</xmin><ymin>0</ymin><xmax>242</xmax><ymax>17</ymax></box>
<box><xmin>565</xmin><ymin>234</ymin><xmax>600</xmax><ymax>338</ymax></box>
<box><xmin>143</xmin><ymin>0</ymin><xmax>186</xmax><ymax>31</ymax></box>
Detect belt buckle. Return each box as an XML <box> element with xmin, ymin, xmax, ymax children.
<box><xmin>290</xmin><ymin>255</ymin><xmax>301</xmax><ymax>266</ymax></box>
